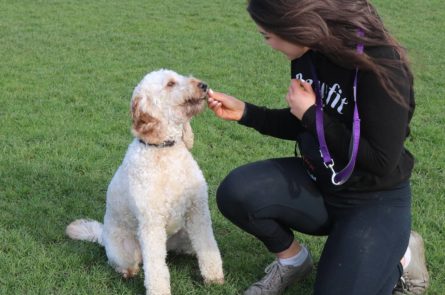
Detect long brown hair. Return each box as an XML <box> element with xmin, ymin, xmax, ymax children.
<box><xmin>247</xmin><ymin>0</ymin><xmax>413</xmax><ymax>107</ymax></box>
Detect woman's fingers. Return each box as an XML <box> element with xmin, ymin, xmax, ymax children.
<box><xmin>208</xmin><ymin>99</ymin><xmax>221</xmax><ymax>109</ymax></box>
<box><xmin>288</xmin><ymin>79</ymin><xmax>307</xmax><ymax>97</ymax></box>
<box><xmin>208</xmin><ymin>89</ymin><xmax>227</xmax><ymax>102</ymax></box>
<box><xmin>207</xmin><ymin>89</ymin><xmax>245</xmax><ymax>121</ymax></box>
<box><xmin>299</xmin><ymin>79</ymin><xmax>314</xmax><ymax>94</ymax></box>
<box><xmin>208</xmin><ymin>98</ymin><xmax>221</xmax><ymax>110</ymax></box>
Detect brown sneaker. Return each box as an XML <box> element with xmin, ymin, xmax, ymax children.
<box><xmin>244</xmin><ymin>250</ymin><xmax>313</xmax><ymax>295</ymax></box>
<box><xmin>393</xmin><ymin>231</ymin><xmax>429</xmax><ymax>295</ymax></box>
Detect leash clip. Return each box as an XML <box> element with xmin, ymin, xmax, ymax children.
<box><xmin>323</xmin><ymin>159</ymin><xmax>344</xmax><ymax>186</ymax></box>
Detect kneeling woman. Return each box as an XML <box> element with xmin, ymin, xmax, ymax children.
<box><xmin>207</xmin><ymin>0</ymin><xmax>428</xmax><ymax>294</ymax></box>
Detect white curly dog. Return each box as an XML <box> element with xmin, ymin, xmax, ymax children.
<box><xmin>66</xmin><ymin>69</ymin><xmax>224</xmax><ymax>295</ymax></box>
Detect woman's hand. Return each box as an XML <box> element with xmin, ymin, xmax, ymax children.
<box><xmin>207</xmin><ymin>89</ymin><xmax>246</xmax><ymax>121</ymax></box>
<box><xmin>286</xmin><ymin>79</ymin><xmax>316</xmax><ymax>120</ymax></box>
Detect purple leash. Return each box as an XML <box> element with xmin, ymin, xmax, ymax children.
<box><xmin>311</xmin><ymin>29</ymin><xmax>364</xmax><ymax>186</ymax></box>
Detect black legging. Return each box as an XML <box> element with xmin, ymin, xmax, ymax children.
<box><xmin>216</xmin><ymin>157</ymin><xmax>411</xmax><ymax>295</ymax></box>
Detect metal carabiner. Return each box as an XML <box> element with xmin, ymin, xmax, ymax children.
<box><xmin>325</xmin><ymin>161</ymin><xmax>344</xmax><ymax>186</ymax></box>
<box><xmin>331</xmin><ymin>170</ymin><xmax>344</xmax><ymax>186</ymax></box>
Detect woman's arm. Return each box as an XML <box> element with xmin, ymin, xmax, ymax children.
<box><xmin>208</xmin><ymin>90</ymin><xmax>306</xmax><ymax>140</ymax></box>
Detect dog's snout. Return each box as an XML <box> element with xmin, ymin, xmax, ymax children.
<box><xmin>198</xmin><ymin>82</ymin><xmax>208</xmax><ymax>91</ymax></box>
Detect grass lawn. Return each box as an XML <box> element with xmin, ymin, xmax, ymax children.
<box><xmin>0</xmin><ymin>0</ymin><xmax>443</xmax><ymax>294</ymax></box>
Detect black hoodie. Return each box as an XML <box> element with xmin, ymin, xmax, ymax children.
<box><xmin>238</xmin><ymin>48</ymin><xmax>415</xmax><ymax>194</ymax></box>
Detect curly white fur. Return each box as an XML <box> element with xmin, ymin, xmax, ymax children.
<box><xmin>66</xmin><ymin>69</ymin><xmax>224</xmax><ymax>295</ymax></box>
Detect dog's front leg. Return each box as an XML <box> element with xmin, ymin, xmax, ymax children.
<box><xmin>138</xmin><ymin>219</ymin><xmax>171</xmax><ymax>295</ymax></box>
<box><xmin>186</xmin><ymin>197</ymin><xmax>224</xmax><ymax>285</ymax></box>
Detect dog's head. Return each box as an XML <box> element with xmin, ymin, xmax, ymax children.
<box><xmin>130</xmin><ymin>69</ymin><xmax>208</xmax><ymax>145</ymax></box>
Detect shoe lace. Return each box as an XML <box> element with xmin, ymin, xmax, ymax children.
<box><xmin>393</xmin><ymin>277</ymin><xmax>409</xmax><ymax>293</ymax></box>
<box><xmin>393</xmin><ymin>273</ymin><xmax>427</xmax><ymax>294</ymax></box>
<box><xmin>253</xmin><ymin>260</ymin><xmax>285</xmax><ymax>289</ymax></box>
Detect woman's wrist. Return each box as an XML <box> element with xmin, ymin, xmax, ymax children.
<box><xmin>236</xmin><ymin>101</ymin><xmax>247</xmax><ymax>121</ymax></box>
<box><xmin>301</xmin><ymin>105</ymin><xmax>316</xmax><ymax>128</ymax></box>
<box><xmin>238</xmin><ymin>101</ymin><xmax>254</xmax><ymax>124</ymax></box>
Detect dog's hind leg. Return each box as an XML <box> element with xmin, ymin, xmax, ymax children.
<box><xmin>102</xmin><ymin>222</ymin><xmax>142</xmax><ymax>279</ymax></box>
<box><xmin>185</xmin><ymin>192</ymin><xmax>224</xmax><ymax>285</ymax></box>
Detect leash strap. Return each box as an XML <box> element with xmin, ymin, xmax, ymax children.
<box><xmin>311</xmin><ymin>29</ymin><xmax>364</xmax><ymax>185</ymax></box>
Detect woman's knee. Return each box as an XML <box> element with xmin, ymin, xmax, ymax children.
<box><xmin>216</xmin><ymin>167</ymin><xmax>248</xmax><ymax>215</ymax></box>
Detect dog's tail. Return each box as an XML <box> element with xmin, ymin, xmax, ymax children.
<box><xmin>66</xmin><ymin>219</ymin><xmax>104</xmax><ymax>246</ymax></box>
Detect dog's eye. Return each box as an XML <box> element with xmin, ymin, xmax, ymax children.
<box><xmin>166</xmin><ymin>80</ymin><xmax>176</xmax><ymax>87</ymax></box>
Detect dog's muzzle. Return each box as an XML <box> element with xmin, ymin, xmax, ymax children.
<box><xmin>198</xmin><ymin>82</ymin><xmax>208</xmax><ymax>92</ymax></box>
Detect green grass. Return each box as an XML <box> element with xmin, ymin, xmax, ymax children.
<box><xmin>0</xmin><ymin>0</ymin><xmax>443</xmax><ymax>294</ymax></box>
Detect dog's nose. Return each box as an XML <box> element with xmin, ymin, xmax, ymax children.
<box><xmin>198</xmin><ymin>82</ymin><xmax>208</xmax><ymax>91</ymax></box>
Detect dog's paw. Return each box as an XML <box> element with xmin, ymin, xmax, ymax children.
<box><xmin>204</xmin><ymin>276</ymin><xmax>225</xmax><ymax>285</ymax></box>
<box><xmin>117</xmin><ymin>266</ymin><xmax>140</xmax><ymax>279</ymax></box>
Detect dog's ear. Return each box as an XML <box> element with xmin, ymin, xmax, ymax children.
<box><xmin>131</xmin><ymin>94</ymin><xmax>166</xmax><ymax>144</ymax></box>
<box><xmin>182</xmin><ymin>122</ymin><xmax>194</xmax><ymax>150</ymax></box>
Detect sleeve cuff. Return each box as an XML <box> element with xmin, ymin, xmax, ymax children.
<box><xmin>238</xmin><ymin>102</ymin><xmax>256</xmax><ymax>126</ymax></box>
<box><xmin>301</xmin><ymin>105</ymin><xmax>316</xmax><ymax>131</ymax></box>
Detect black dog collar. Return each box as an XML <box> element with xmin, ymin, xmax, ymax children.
<box><xmin>139</xmin><ymin>139</ymin><xmax>176</xmax><ymax>148</ymax></box>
